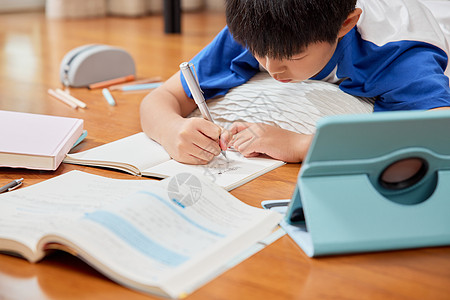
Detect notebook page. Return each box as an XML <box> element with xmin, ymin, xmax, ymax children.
<box><xmin>65</xmin><ymin>133</ymin><xmax>171</xmax><ymax>172</ymax></box>
<box><xmin>142</xmin><ymin>150</ymin><xmax>285</xmax><ymax>190</ymax></box>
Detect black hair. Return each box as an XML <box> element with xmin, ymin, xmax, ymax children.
<box><xmin>226</xmin><ymin>0</ymin><xmax>357</xmax><ymax>59</ymax></box>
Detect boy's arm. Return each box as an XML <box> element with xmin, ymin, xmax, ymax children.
<box><xmin>140</xmin><ymin>72</ymin><xmax>224</xmax><ymax>164</ymax></box>
<box><xmin>343</xmin><ymin>44</ymin><xmax>450</xmax><ymax>111</ymax></box>
<box><xmin>430</xmin><ymin>107</ymin><xmax>450</xmax><ymax>110</ymax></box>
<box><xmin>140</xmin><ymin>27</ymin><xmax>259</xmax><ymax>165</ymax></box>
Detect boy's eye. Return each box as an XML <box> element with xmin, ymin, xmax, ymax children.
<box><xmin>289</xmin><ymin>55</ymin><xmax>307</xmax><ymax>61</ymax></box>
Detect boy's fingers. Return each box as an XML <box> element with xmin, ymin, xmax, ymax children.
<box><xmin>228</xmin><ymin>121</ymin><xmax>251</xmax><ymax>134</ymax></box>
<box><xmin>243</xmin><ymin>152</ymin><xmax>260</xmax><ymax>158</ymax></box>
<box><xmin>231</xmin><ymin>132</ymin><xmax>253</xmax><ymax>151</ymax></box>
<box><xmin>189</xmin><ymin>118</ymin><xmax>223</xmax><ymax>155</ymax></box>
<box><xmin>180</xmin><ymin>140</ymin><xmax>217</xmax><ymax>164</ymax></box>
<box><xmin>188</xmin><ymin>145</ymin><xmax>216</xmax><ymax>164</ymax></box>
<box><xmin>235</xmin><ymin>139</ymin><xmax>253</xmax><ymax>156</ymax></box>
<box><xmin>192</xmin><ymin>136</ymin><xmax>221</xmax><ymax>156</ymax></box>
<box><xmin>197</xmin><ymin>119</ymin><xmax>222</xmax><ymax>140</ymax></box>
<box><xmin>219</xmin><ymin>128</ymin><xmax>232</xmax><ymax>150</ymax></box>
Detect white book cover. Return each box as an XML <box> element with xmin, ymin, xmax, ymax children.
<box><xmin>0</xmin><ymin>110</ymin><xmax>83</xmax><ymax>170</ymax></box>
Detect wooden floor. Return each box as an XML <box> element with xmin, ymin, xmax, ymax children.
<box><xmin>0</xmin><ymin>10</ymin><xmax>225</xmax><ymax>114</ymax></box>
<box><xmin>1</xmin><ymin>10</ymin><xmax>450</xmax><ymax>300</ymax></box>
<box><xmin>0</xmin><ymin>10</ymin><xmax>228</xmax><ymax>159</ymax></box>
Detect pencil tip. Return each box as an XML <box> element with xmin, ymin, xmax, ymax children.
<box><xmin>221</xmin><ymin>151</ymin><xmax>227</xmax><ymax>160</ymax></box>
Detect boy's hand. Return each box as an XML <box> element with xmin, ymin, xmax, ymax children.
<box><xmin>161</xmin><ymin>117</ymin><xmax>224</xmax><ymax>165</ymax></box>
<box><xmin>220</xmin><ymin>122</ymin><xmax>312</xmax><ymax>163</ymax></box>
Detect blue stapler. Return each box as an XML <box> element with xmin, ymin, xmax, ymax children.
<box><xmin>281</xmin><ymin>110</ymin><xmax>450</xmax><ymax>257</ymax></box>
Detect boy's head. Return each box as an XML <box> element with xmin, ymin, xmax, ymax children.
<box><xmin>226</xmin><ymin>0</ymin><xmax>358</xmax><ymax>59</ymax></box>
<box><xmin>225</xmin><ymin>0</ymin><xmax>360</xmax><ymax>82</ymax></box>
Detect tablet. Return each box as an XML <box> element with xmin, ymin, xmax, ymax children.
<box><xmin>282</xmin><ymin>109</ymin><xmax>450</xmax><ymax>257</ymax></box>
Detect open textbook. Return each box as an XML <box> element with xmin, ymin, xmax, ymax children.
<box><xmin>0</xmin><ymin>171</ymin><xmax>283</xmax><ymax>298</ymax></box>
<box><xmin>64</xmin><ymin>132</ymin><xmax>285</xmax><ymax>190</ymax></box>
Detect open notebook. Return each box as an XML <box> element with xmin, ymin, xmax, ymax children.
<box><xmin>64</xmin><ymin>132</ymin><xmax>285</xmax><ymax>190</ymax></box>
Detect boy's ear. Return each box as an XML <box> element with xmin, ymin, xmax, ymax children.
<box><xmin>337</xmin><ymin>8</ymin><xmax>362</xmax><ymax>38</ymax></box>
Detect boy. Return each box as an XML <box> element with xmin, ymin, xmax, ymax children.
<box><xmin>140</xmin><ymin>0</ymin><xmax>450</xmax><ymax>165</ymax></box>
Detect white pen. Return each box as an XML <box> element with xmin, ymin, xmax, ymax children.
<box><xmin>48</xmin><ymin>88</ymin><xmax>78</xmax><ymax>109</ymax></box>
<box><xmin>0</xmin><ymin>178</ymin><xmax>23</xmax><ymax>193</ymax></box>
<box><xmin>55</xmin><ymin>89</ymin><xmax>87</xmax><ymax>108</ymax></box>
<box><xmin>102</xmin><ymin>88</ymin><xmax>116</xmax><ymax>106</ymax></box>
<box><xmin>179</xmin><ymin>62</ymin><xmax>227</xmax><ymax>159</ymax></box>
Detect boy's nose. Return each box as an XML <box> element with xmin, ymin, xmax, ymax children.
<box><xmin>265</xmin><ymin>57</ymin><xmax>285</xmax><ymax>74</ymax></box>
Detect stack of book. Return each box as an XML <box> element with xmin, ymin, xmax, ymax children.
<box><xmin>0</xmin><ymin>110</ymin><xmax>84</xmax><ymax>170</ymax></box>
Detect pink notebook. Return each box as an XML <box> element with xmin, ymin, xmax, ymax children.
<box><xmin>0</xmin><ymin>110</ymin><xmax>84</xmax><ymax>170</ymax></box>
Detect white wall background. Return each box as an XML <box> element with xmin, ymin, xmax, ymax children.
<box><xmin>0</xmin><ymin>0</ymin><xmax>45</xmax><ymax>12</ymax></box>
<box><xmin>0</xmin><ymin>0</ymin><xmax>225</xmax><ymax>14</ymax></box>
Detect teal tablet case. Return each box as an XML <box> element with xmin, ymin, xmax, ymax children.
<box><xmin>283</xmin><ymin>110</ymin><xmax>450</xmax><ymax>257</ymax></box>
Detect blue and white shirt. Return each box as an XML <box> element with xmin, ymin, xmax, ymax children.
<box><xmin>181</xmin><ymin>0</ymin><xmax>450</xmax><ymax>112</ymax></box>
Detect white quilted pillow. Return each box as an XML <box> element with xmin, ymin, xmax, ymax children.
<box><xmin>189</xmin><ymin>71</ymin><xmax>374</xmax><ymax>134</ymax></box>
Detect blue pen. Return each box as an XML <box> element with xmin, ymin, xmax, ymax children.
<box><xmin>102</xmin><ymin>88</ymin><xmax>116</xmax><ymax>106</ymax></box>
<box><xmin>121</xmin><ymin>82</ymin><xmax>163</xmax><ymax>91</ymax></box>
